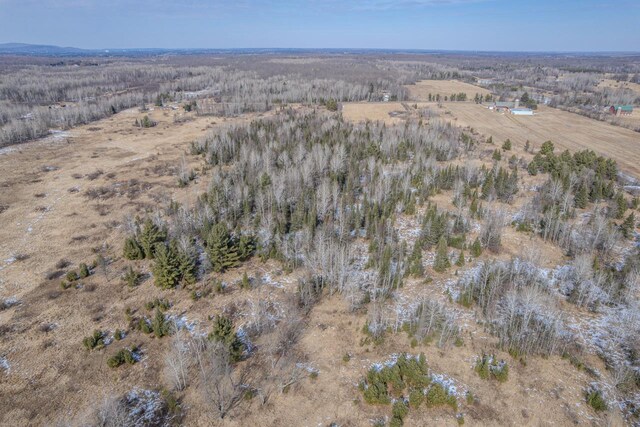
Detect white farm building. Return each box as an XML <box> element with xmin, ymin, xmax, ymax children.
<box><xmin>511</xmin><ymin>108</ymin><xmax>534</xmax><ymax>116</ymax></box>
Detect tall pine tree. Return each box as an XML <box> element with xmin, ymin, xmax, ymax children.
<box><xmin>152</xmin><ymin>243</ymin><xmax>181</xmax><ymax>289</ymax></box>
<box><xmin>206</xmin><ymin>223</ymin><xmax>240</xmax><ymax>273</ymax></box>
<box><xmin>139</xmin><ymin>219</ymin><xmax>166</xmax><ymax>259</ymax></box>
<box><xmin>433</xmin><ymin>236</ymin><xmax>451</xmax><ymax>273</ymax></box>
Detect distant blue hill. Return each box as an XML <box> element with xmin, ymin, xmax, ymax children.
<box><xmin>0</xmin><ymin>43</ymin><xmax>89</xmax><ymax>55</ymax></box>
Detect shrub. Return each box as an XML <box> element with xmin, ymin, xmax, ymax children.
<box><xmin>139</xmin><ymin>318</ymin><xmax>153</xmax><ymax>334</ymax></box>
<box><xmin>123</xmin><ymin>237</ymin><xmax>144</xmax><ymax>260</ymax></box>
<box><xmin>586</xmin><ymin>387</ymin><xmax>607</xmax><ymax>412</ymax></box>
<box><xmin>138</xmin><ymin>115</ymin><xmax>156</xmax><ymax>128</ymax></box>
<box><xmin>66</xmin><ymin>270</ymin><xmax>79</xmax><ymax>282</ymax></box>
<box><xmin>123</xmin><ymin>266</ymin><xmax>141</xmax><ymax>287</ymax></box>
<box><xmin>502</xmin><ymin>139</ymin><xmax>512</xmax><ymax>151</ymax></box>
<box><xmin>409</xmin><ymin>389</ymin><xmax>425</xmax><ymax>408</ymax></box>
<box><xmin>152</xmin><ymin>309</ymin><xmax>170</xmax><ymax>338</ymax></box>
<box><xmin>241</xmin><ymin>272</ymin><xmax>251</xmax><ymax>289</ymax></box>
<box><xmin>107</xmin><ymin>346</ymin><xmax>138</xmax><ymax>368</ymax></box>
<box><xmin>425</xmin><ymin>383</ymin><xmax>457</xmax><ymax>410</ymax></box>
<box><xmin>474</xmin><ymin>354</ymin><xmax>508</xmax><ymax>382</ymax></box>
<box><xmin>391</xmin><ymin>400</ymin><xmax>409</xmax><ymax>425</ymax></box>
<box><xmin>83</xmin><ymin>330</ymin><xmax>106</xmax><ymax>350</ymax></box>
<box><xmin>145</xmin><ymin>298</ymin><xmax>171</xmax><ymax>311</ymax></box>
<box><xmin>79</xmin><ymin>263</ymin><xmax>90</xmax><ymax>278</ymax></box>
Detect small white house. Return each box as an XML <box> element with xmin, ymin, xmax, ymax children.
<box><xmin>511</xmin><ymin>108</ymin><xmax>533</xmax><ymax>116</ymax></box>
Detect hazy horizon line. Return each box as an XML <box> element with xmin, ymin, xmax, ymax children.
<box><xmin>2</xmin><ymin>42</ymin><xmax>640</xmax><ymax>55</ymax></box>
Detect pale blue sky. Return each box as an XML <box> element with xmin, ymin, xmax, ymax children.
<box><xmin>0</xmin><ymin>0</ymin><xmax>638</xmax><ymax>51</ymax></box>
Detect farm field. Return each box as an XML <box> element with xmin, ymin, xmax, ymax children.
<box><xmin>439</xmin><ymin>103</ymin><xmax>640</xmax><ymax>179</ymax></box>
<box><xmin>341</xmin><ymin>102</ymin><xmax>407</xmax><ymax>124</ymax></box>
<box><xmin>598</xmin><ymin>78</ymin><xmax>640</xmax><ymax>95</ymax></box>
<box><xmin>406</xmin><ymin>80</ymin><xmax>491</xmax><ymax>101</ymax></box>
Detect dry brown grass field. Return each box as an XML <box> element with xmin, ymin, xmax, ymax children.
<box><xmin>341</xmin><ymin>102</ymin><xmax>408</xmax><ymax>124</ymax></box>
<box><xmin>598</xmin><ymin>78</ymin><xmax>640</xmax><ymax>95</ymax></box>
<box><xmin>406</xmin><ymin>80</ymin><xmax>491</xmax><ymax>101</ymax></box>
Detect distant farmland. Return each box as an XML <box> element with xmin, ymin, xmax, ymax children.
<box><xmin>406</xmin><ymin>79</ymin><xmax>491</xmax><ymax>101</ymax></box>
<box><xmin>442</xmin><ymin>103</ymin><xmax>640</xmax><ymax>178</ymax></box>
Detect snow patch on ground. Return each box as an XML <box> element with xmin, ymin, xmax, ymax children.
<box><xmin>123</xmin><ymin>388</ymin><xmax>167</xmax><ymax>427</ymax></box>
<box><xmin>0</xmin><ymin>356</ymin><xmax>9</xmax><ymax>373</ymax></box>
<box><xmin>167</xmin><ymin>314</ymin><xmax>198</xmax><ymax>334</ymax></box>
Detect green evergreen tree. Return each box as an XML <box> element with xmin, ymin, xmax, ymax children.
<box><xmin>492</xmin><ymin>149</ymin><xmax>502</xmax><ymax>161</ymax></box>
<box><xmin>408</xmin><ymin>242</ymin><xmax>424</xmax><ymax>277</ymax></box>
<box><xmin>502</xmin><ymin>139</ymin><xmax>512</xmax><ymax>151</ymax></box>
<box><xmin>123</xmin><ymin>237</ymin><xmax>144</xmax><ymax>260</ymax></box>
<box><xmin>241</xmin><ymin>272</ymin><xmax>251</xmax><ymax>289</ymax></box>
<box><xmin>621</xmin><ymin>212</ymin><xmax>636</xmax><ymax>238</ymax></box>
<box><xmin>574</xmin><ymin>183</ymin><xmax>588</xmax><ymax>209</ymax></box>
<box><xmin>139</xmin><ymin>219</ymin><xmax>166</xmax><ymax>259</ymax></box>
<box><xmin>152</xmin><ymin>243</ymin><xmax>181</xmax><ymax>289</ymax></box>
<box><xmin>455</xmin><ymin>250</ymin><xmax>465</xmax><ymax>267</ymax></box>
<box><xmin>540</xmin><ymin>140</ymin><xmax>555</xmax><ymax>156</ymax></box>
<box><xmin>469</xmin><ymin>197</ymin><xmax>479</xmax><ymax>218</ymax></box>
<box><xmin>615</xmin><ymin>192</ymin><xmax>627</xmax><ymax>219</ymax></box>
<box><xmin>175</xmin><ymin>241</ymin><xmax>197</xmax><ymax>286</ymax></box>
<box><xmin>209</xmin><ymin>315</ymin><xmax>244</xmax><ymax>362</ymax></box>
<box><xmin>152</xmin><ymin>308</ymin><xmax>170</xmax><ymax>338</ymax></box>
<box><xmin>237</xmin><ymin>234</ymin><xmax>256</xmax><ymax>260</ymax></box>
<box><xmin>206</xmin><ymin>223</ymin><xmax>240</xmax><ymax>273</ymax></box>
<box><xmin>433</xmin><ymin>236</ymin><xmax>451</xmax><ymax>273</ymax></box>
<box><xmin>590</xmin><ymin>179</ymin><xmax>603</xmax><ymax>202</ymax></box>
<box><xmin>471</xmin><ymin>238</ymin><xmax>482</xmax><ymax>257</ymax></box>
<box><xmin>481</xmin><ymin>173</ymin><xmax>494</xmax><ymax>200</ymax></box>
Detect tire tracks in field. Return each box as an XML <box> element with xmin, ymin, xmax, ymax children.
<box><xmin>503</xmin><ymin>113</ymin><xmax>549</xmax><ymax>143</ymax></box>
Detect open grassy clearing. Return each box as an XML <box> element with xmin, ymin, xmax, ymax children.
<box><xmin>341</xmin><ymin>102</ymin><xmax>408</xmax><ymax>124</ymax></box>
<box><xmin>598</xmin><ymin>78</ymin><xmax>640</xmax><ymax>95</ymax></box>
<box><xmin>406</xmin><ymin>80</ymin><xmax>491</xmax><ymax>101</ymax></box>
